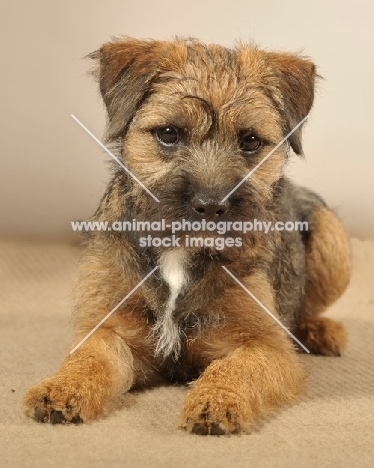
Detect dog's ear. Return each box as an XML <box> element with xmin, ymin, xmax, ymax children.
<box><xmin>238</xmin><ymin>46</ymin><xmax>316</xmax><ymax>155</ymax></box>
<box><xmin>89</xmin><ymin>38</ymin><xmax>167</xmax><ymax>141</ymax></box>
<box><xmin>266</xmin><ymin>52</ymin><xmax>316</xmax><ymax>155</ymax></box>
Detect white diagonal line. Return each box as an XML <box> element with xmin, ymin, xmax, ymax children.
<box><xmin>222</xmin><ymin>266</ymin><xmax>310</xmax><ymax>353</ymax></box>
<box><xmin>71</xmin><ymin>114</ymin><xmax>160</xmax><ymax>203</ymax></box>
<box><xmin>69</xmin><ymin>266</ymin><xmax>159</xmax><ymax>354</ymax></box>
<box><xmin>221</xmin><ymin>115</ymin><xmax>309</xmax><ymax>202</ymax></box>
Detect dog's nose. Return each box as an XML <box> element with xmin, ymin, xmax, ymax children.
<box><xmin>192</xmin><ymin>195</ymin><xmax>229</xmax><ymax>219</ymax></box>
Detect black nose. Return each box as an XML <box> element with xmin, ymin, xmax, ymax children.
<box><xmin>192</xmin><ymin>195</ymin><xmax>229</xmax><ymax>220</ymax></box>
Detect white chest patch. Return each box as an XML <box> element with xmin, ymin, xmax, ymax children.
<box><xmin>153</xmin><ymin>249</ymin><xmax>188</xmax><ymax>360</ymax></box>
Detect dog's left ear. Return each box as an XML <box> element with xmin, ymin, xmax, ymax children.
<box><xmin>266</xmin><ymin>52</ymin><xmax>316</xmax><ymax>155</ymax></box>
<box><xmin>238</xmin><ymin>47</ymin><xmax>316</xmax><ymax>155</ymax></box>
<box><xmin>88</xmin><ymin>38</ymin><xmax>167</xmax><ymax>141</ymax></box>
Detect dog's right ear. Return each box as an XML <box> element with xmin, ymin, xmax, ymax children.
<box><xmin>88</xmin><ymin>38</ymin><xmax>167</xmax><ymax>141</ymax></box>
<box><xmin>266</xmin><ymin>52</ymin><xmax>317</xmax><ymax>156</ymax></box>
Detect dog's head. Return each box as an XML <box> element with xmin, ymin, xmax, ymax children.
<box><xmin>90</xmin><ymin>38</ymin><xmax>316</xmax><ymax>235</ymax></box>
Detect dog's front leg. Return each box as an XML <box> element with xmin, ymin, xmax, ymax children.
<box><xmin>181</xmin><ymin>274</ymin><xmax>306</xmax><ymax>435</ymax></box>
<box><xmin>24</xmin><ymin>328</ymin><xmax>134</xmax><ymax>423</ymax></box>
<box><xmin>181</xmin><ymin>336</ymin><xmax>305</xmax><ymax>435</ymax></box>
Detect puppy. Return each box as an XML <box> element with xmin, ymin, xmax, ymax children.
<box><xmin>24</xmin><ymin>38</ymin><xmax>351</xmax><ymax>435</ymax></box>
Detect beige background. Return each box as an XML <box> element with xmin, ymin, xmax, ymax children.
<box><xmin>1</xmin><ymin>0</ymin><xmax>373</xmax><ymax>240</ymax></box>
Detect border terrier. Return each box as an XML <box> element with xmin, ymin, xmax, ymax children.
<box><xmin>24</xmin><ymin>37</ymin><xmax>351</xmax><ymax>435</ymax></box>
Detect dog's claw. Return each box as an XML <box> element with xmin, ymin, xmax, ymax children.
<box><xmin>34</xmin><ymin>406</ymin><xmax>47</xmax><ymax>423</ymax></box>
<box><xmin>50</xmin><ymin>410</ymin><xmax>66</xmax><ymax>424</ymax></box>
<box><xmin>70</xmin><ymin>414</ymin><xmax>83</xmax><ymax>424</ymax></box>
<box><xmin>33</xmin><ymin>405</ymin><xmax>82</xmax><ymax>425</ymax></box>
<box><xmin>192</xmin><ymin>423</ymin><xmax>208</xmax><ymax>435</ymax></box>
<box><xmin>191</xmin><ymin>422</ymin><xmax>228</xmax><ymax>435</ymax></box>
<box><xmin>210</xmin><ymin>423</ymin><xmax>226</xmax><ymax>436</ymax></box>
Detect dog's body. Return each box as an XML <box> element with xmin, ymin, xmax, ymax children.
<box><xmin>24</xmin><ymin>38</ymin><xmax>351</xmax><ymax>434</ymax></box>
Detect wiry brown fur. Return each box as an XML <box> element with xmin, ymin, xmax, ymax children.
<box><xmin>24</xmin><ymin>37</ymin><xmax>351</xmax><ymax>434</ymax></box>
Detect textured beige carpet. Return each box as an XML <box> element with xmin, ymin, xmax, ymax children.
<box><xmin>1</xmin><ymin>238</ymin><xmax>373</xmax><ymax>468</ymax></box>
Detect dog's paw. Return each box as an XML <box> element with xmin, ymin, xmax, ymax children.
<box><xmin>180</xmin><ymin>385</ymin><xmax>250</xmax><ymax>435</ymax></box>
<box><xmin>296</xmin><ymin>317</ymin><xmax>347</xmax><ymax>356</ymax></box>
<box><xmin>23</xmin><ymin>377</ymin><xmax>85</xmax><ymax>424</ymax></box>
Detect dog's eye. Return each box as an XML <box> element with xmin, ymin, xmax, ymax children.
<box><xmin>239</xmin><ymin>133</ymin><xmax>262</xmax><ymax>153</ymax></box>
<box><xmin>156</xmin><ymin>127</ymin><xmax>179</xmax><ymax>146</ymax></box>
